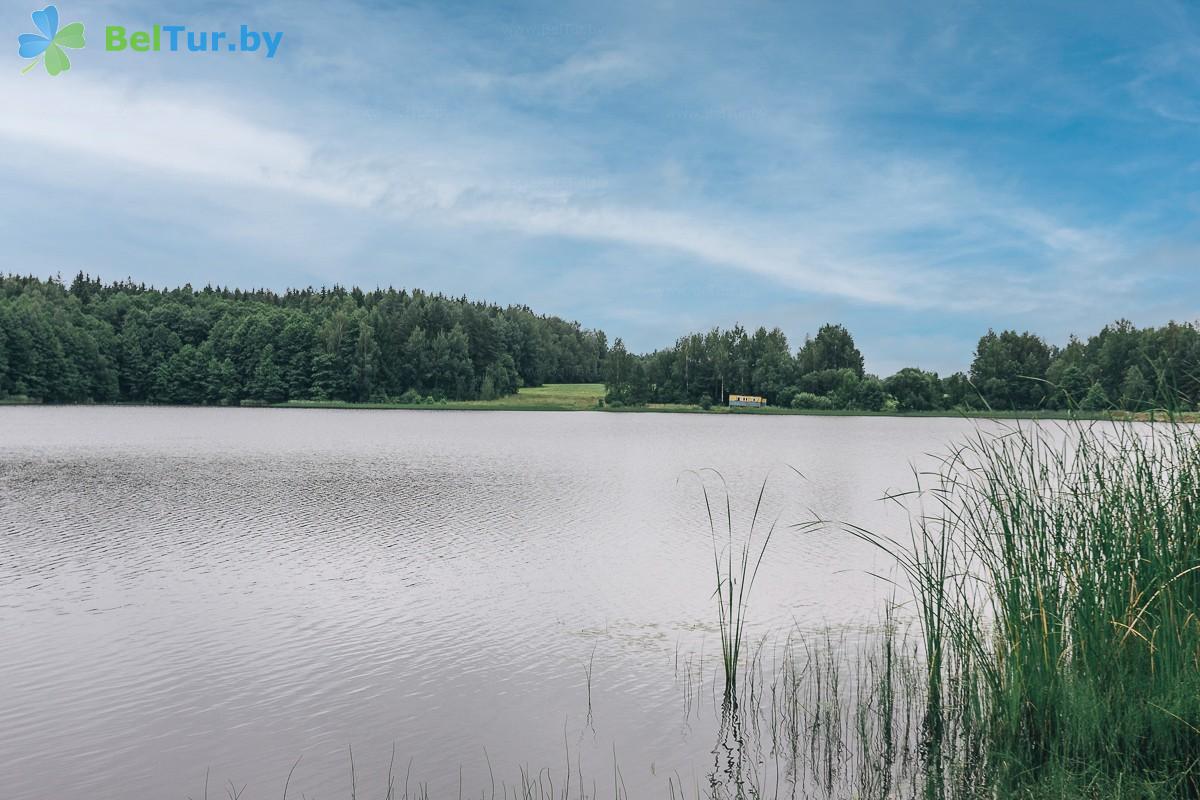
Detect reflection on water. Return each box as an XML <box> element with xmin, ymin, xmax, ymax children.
<box><xmin>653</xmin><ymin>615</ymin><xmax>930</xmax><ymax>800</ymax></box>
<box><xmin>0</xmin><ymin>406</ymin><xmax>984</xmax><ymax>799</ymax></box>
<box><xmin>709</xmin><ymin>701</ymin><xmax>754</xmax><ymax>800</ymax></box>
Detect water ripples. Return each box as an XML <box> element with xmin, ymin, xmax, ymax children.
<box><xmin>0</xmin><ymin>406</ymin><xmax>980</xmax><ymax>799</ymax></box>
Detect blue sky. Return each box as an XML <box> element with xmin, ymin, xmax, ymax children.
<box><xmin>3</xmin><ymin>0</ymin><xmax>1199</xmax><ymax>375</ymax></box>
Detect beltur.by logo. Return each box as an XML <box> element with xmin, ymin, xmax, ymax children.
<box><xmin>14</xmin><ymin>4</ymin><xmax>284</xmax><ymax>74</ymax></box>
<box><xmin>17</xmin><ymin>5</ymin><xmax>85</xmax><ymax>76</ymax></box>
<box><xmin>106</xmin><ymin>24</ymin><xmax>283</xmax><ymax>58</ymax></box>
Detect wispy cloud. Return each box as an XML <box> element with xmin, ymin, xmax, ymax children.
<box><xmin>0</xmin><ymin>69</ymin><xmax>1133</xmax><ymax>317</ymax></box>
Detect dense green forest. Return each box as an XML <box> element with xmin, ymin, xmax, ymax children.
<box><xmin>604</xmin><ymin>320</ymin><xmax>1200</xmax><ymax>412</ymax></box>
<box><xmin>3</xmin><ymin>274</ymin><xmax>1197</xmax><ymax>412</ymax></box>
<box><xmin>0</xmin><ymin>274</ymin><xmax>607</xmax><ymax>404</ymax></box>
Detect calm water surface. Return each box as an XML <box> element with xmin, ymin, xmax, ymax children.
<box><xmin>0</xmin><ymin>407</ymin><xmax>989</xmax><ymax>799</ymax></box>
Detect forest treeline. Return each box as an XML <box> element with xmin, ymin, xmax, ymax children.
<box><xmin>3</xmin><ymin>273</ymin><xmax>1198</xmax><ymax>412</ymax></box>
<box><xmin>0</xmin><ymin>274</ymin><xmax>607</xmax><ymax>404</ymax></box>
<box><xmin>604</xmin><ymin>320</ymin><xmax>1200</xmax><ymax>412</ymax></box>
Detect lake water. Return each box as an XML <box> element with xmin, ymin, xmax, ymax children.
<box><xmin>0</xmin><ymin>407</ymin><xmax>989</xmax><ymax>799</ymax></box>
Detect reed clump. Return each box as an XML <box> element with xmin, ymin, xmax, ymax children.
<box><xmin>684</xmin><ymin>469</ymin><xmax>798</xmax><ymax>702</ymax></box>
<box><xmin>850</xmin><ymin>417</ymin><xmax>1200</xmax><ymax>798</ymax></box>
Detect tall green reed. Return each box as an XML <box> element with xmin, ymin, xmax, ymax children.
<box><xmin>683</xmin><ymin>468</ymin><xmax>802</xmax><ymax>701</ymax></box>
<box><xmin>846</xmin><ymin>416</ymin><xmax>1200</xmax><ymax>798</ymax></box>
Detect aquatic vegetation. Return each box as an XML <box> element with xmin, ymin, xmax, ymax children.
<box><xmin>683</xmin><ymin>468</ymin><xmax>804</xmax><ymax>702</ymax></box>
<box><xmin>844</xmin><ymin>417</ymin><xmax>1200</xmax><ymax>798</ymax></box>
<box><xmin>679</xmin><ymin>417</ymin><xmax>1200</xmax><ymax>799</ymax></box>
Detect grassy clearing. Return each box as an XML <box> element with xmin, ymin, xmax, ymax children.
<box><xmin>275</xmin><ymin>383</ymin><xmax>606</xmax><ymax>412</ymax></box>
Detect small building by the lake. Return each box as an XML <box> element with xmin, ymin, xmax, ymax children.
<box><xmin>728</xmin><ymin>394</ymin><xmax>767</xmax><ymax>408</ymax></box>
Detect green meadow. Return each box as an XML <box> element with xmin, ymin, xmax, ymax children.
<box><xmin>276</xmin><ymin>383</ymin><xmax>608</xmax><ymax>412</ymax></box>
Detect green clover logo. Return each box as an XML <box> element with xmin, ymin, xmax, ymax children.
<box><xmin>18</xmin><ymin>5</ymin><xmax>85</xmax><ymax>76</ymax></box>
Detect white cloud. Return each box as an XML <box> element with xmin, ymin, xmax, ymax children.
<box><xmin>461</xmin><ymin>49</ymin><xmax>646</xmax><ymax>98</ymax></box>
<box><xmin>0</xmin><ymin>76</ymin><xmax>379</xmax><ymax>207</ymax></box>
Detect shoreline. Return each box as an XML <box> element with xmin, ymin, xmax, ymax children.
<box><xmin>271</xmin><ymin>400</ymin><xmax>1191</xmax><ymax>422</ymax></box>
<box><xmin>1</xmin><ymin>395</ymin><xmax>1190</xmax><ymax>422</ymax></box>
